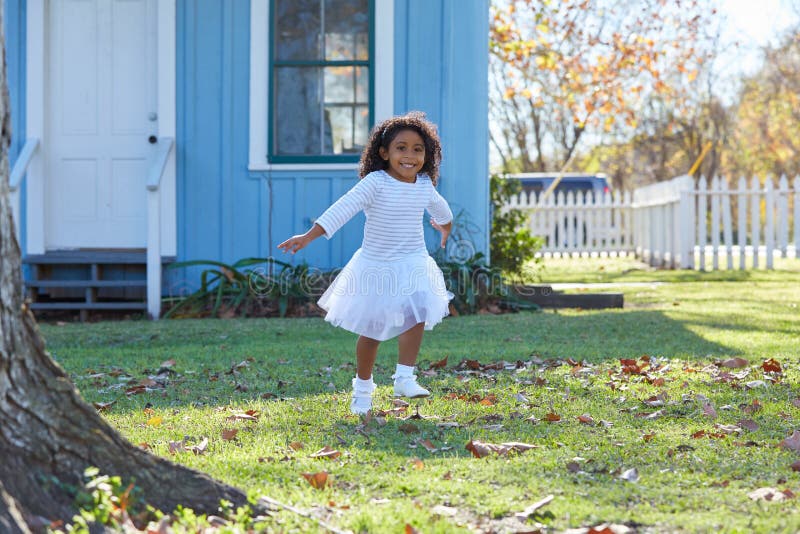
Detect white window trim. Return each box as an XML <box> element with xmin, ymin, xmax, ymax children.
<box><xmin>248</xmin><ymin>0</ymin><xmax>393</xmax><ymax>172</ymax></box>
<box><xmin>24</xmin><ymin>0</ymin><xmax>176</xmax><ymax>255</ymax></box>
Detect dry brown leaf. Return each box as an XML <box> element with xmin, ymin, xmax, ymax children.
<box><xmin>226</xmin><ymin>412</ymin><xmax>259</xmax><ymax>422</ymax></box>
<box><xmin>429</xmin><ymin>356</ymin><xmax>448</xmax><ymax>369</ymax></box>
<box><xmin>738</xmin><ymin>419</ymin><xmax>759</xmax><ymax>432</ymax></box>
<box><xmin>419</xmin><ymin>439</ymin><xmax>438</xmax><ymax>453</ymax></box>
<box><xmin>398</xmin><ymin>423</ymin><xmax>420</xmax><ymax>434</ymax></box>
<box><xmin>762</xmin><ymin>358</ymin><xmax>782</xmax><ymax>373</ymax></box>
<box><xmin>93</xmin><ymin>401</ymin><xmax>115</xmax><ymax>412</ymax></box>
<box><xmin>221</xmin><ymin>428</ymin><xmax>238</xmax><ymax>441</ymax></box>
<box><xmin>410</xmin><ymin>458</ymin><xmax>424</xmax><ymax>470</ymax></box>
<box><xmin>310</xmin><ymin>446</ymin><xmax>341</xmax><ymax>460</ymax></box>
<box><xmin>405</xmin><ymin>524</ymin><xmax>420</xmax><ymax>534</ymax></box>
<box><xmin>702</xmin><ymin>402</ymin><xmax>718</xmax><ymax>420</ymax></box>
<box><xmin>187</xmin><ymin>437</ymin><xmax>208</xmax><ymax>455</ymax></box>
<box><xmin>160</xmin><ymin>359</ymin><xmax>176</xmax><ymax>368</ymax></box>
<box><xmin>302</xmin><ymin>471</ymin><xmax>329</xmax><ymax>489</ymax></box>
<box><xmin>545</xmin><ymin>412</ymin><xmax>561</xmax><ymax>422</ymax></box>
<box><xmin>779</xmin><ymin>430</ymin><xmax>800</xmax><ymax>452</ymax></box>
<box><xmin>465</xmin><ymin>439</ymin><xmax>538</xmax><ymax>458</ymax></box>
<box><xmin>719</xmin><ymin>357</ymin><xmax>748</xmax><ymax>368</ymax></box>
<box><xmin>578</xmin><ymin>414</ymin><xmax>594</xmax><ymax>424</ymax></box>
<box><xmin>289</xmin><ymin>441</ymin><xmax>304</xmax><ymax>450</ymax></box>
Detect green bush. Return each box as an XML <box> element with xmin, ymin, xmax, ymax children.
<box><xmin>489</xmin><ymin>174</ymin><xmax>542</xmax><ymax>276</ymax></box>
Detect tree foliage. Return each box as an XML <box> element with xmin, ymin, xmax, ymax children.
<box><xmin>490</xmin><ymin>0</ymin><xmax>713</xmax><ymax>174</ymax></box>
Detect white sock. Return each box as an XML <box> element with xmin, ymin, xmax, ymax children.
<box><xmin>354</xmin><ymin>376</ymin><xmax>374</xmax><ymax>390</ymax></box>
<box><xmin>394</xmin><ymin>364</ymin><xmax>415</xmax><ymax>379</ymax></box>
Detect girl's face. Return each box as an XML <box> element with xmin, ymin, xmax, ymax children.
<box><xmin>379</xmin><ymin>129</ymin><xmax>425</xmax><ymax>182</ymax></box>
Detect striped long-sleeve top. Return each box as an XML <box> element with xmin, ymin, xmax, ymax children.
<box><xmin>314</xmin><ymin>170</ymin><xmax>453</xmax><ymax>261</ymax></box>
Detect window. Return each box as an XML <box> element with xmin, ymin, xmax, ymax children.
<box><xmin>269</xmin><ymin>0</ymin><xmax>373</xmax><ymax>163</ymax></box>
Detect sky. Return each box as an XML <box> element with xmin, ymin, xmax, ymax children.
<box><xmin>718</xmin><ymin>0</ymin><xmax>799</xmax><ymax>75</ymax></box>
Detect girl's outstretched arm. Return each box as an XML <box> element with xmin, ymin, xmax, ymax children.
<box><xmin>278</xmin><ymin>223</ymin><xmax>326</xmax><ymax>254</ymax></box>
<box><xmin>430</xmin><ymin>219</ymin><xmax>452</xmax><ymax>249</ymax></box>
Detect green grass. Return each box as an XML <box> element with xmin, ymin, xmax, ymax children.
<box><xmin>533</xmin><ymin>253</ymin><xmax>800</xmax><ymax>284</ymax></box>
<box><xmin>40</xmin><ymin>262</ymin><xmax>800</xmax><ymax>533</ymax></box>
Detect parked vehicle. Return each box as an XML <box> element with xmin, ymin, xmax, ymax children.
<box><xmin>508</xmin><ymin>173</ymin><xmax>611</xmax><ymax>199</ymax></box>
<box><xmin>504</xmin><ymin>173</ymin><xmax>613</xmax><ymax>248</ymax></box>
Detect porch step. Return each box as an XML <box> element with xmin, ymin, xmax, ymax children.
<box><xmin>27</xmin><ymin>280</ymin><xmax>147</xmax><ymax>289</ymax></box>
<box><xmin>29</xmin><ymin>302</ymin><xmax>148</xmax><ymax>311</ymax></box>
<box><xmin>23</xmin><ymin>250</ymin><xmax>173</xmax><ymax>320</ymax></box>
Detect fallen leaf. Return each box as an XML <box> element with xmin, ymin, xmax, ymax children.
<box><xmin>748</xmin><ymin>487</ymin><xmax>793</xmax><ymax>501</ymax></box>
<box><xmin>393</xmin><ymin>399</ymin><xmax>410</xmax><ymax>408</ymax></box>
<box><xmin>545</xmin><ymin>412</ymin><xmax>561</xmax><ymax>422</ymax></box>
<box><xmin>431</xmin><ymin>505</ymin><xmax>457</xmax><ymax>516</ymax></box>
<box><xmin>93</xmin><ymin>401</ymin><xmax>115</xmax><ymax>412</ymax></box>
<box><xmin>578</xmin><ymin>414</ymin><xmax>594</xmax><ymax>425</ymax></box>
<box><xmin>779</xmin><ymin>430</ymin><xmax>800</xmax><ymax>452</ymax></box>
<box><xmin>226</xmin><ymin>412</ymin><xmax>259</xmax><ymax>422</ymax></box>
<box><xmin>302</xmin><ymin>471</ymin><xmax>329</xmax><ymax>489</ymax></box>
<box><xmin>405</xmin><ymin>525</ymin><xmax>420</xmax><ymax>534</ymax></box>
<box><xmin>714</xmin><ymin>424</ymin><xmax>741</xmax><ymax>434</ymax></box>
<box><xmin>738</xmin><ymin>419</ymin><xmax>759</xmax><ymax>432</ymax></box>
<box><xmin>160</xmin><ymin>359</ymin><xmax>176</xmax><ymax>368</ymax></box>
<box><xmin>398</xmin><ymin>423</ymin><xmax>420</xmax><ymax>434</ymax></box>
<box><xmin>465</xmin><ymin>439</ymin><xmax>539</xmax><ymax>458</ymax></box>
<box><xmin>418</xmin><ymin>439</ymin><xmax>438</xmax><ymax>453</ymax></box>
<box><xmin>221</xmin><ymin>428</ymin><xmax>238</xmax><ymax>441</ymax></box>
<box><xmin>745</xmin><ymin>380</ymin><xmax>768</xmax><ymax>389</ymax></box>
<box><xmin>514</xmin><ymin>494</ymin><xmax>554</xmax><ymax>519</ymax></box>
<box><xmin>762</xmin><ymin>358</ymin><xmax>782</xmax><ymax>373</ymax></box>
<box><xmin>566</xmin><ymin>461</ymin><xmax>581</xmax><ymax>473</ymax></box>
<box><xmin>642</xmin><ymin>433</ymin><xmax>656</xmax><ymax>442</ymax></box>
<box><xmin>168</xmin><ymin>440</ymin><xmax>185</xmax><ymax>454</ymax></box>
<box><xmin>702</xmin><ymin>402</ymin><xmax>718</xmax><ymax>419</ymax></box>
<box><xmin>289</xmin><ymin>441</ymin><xmax>304</xmax><ymax>450</ymax></box>
<box><xmin>146</xmin><ymin>416</ymin><xmax>163</xmax><ymax>427</ymax></box>
<box><xmin>513</xmin><ymin>392</ymin><xmax>530</xmax><ymax>404</ymax></box>
<box><xmin>429</xmin><ymin>356</ymin><xmax>448</xmax><ymax>369</ymax></box>
<box><xmin>410</xmin><ymin>458</ymin><xmax>424</xmax><ymax>470</ymax></box>
<box><xmin>187</xmin><ymin>437</ymin><xmax>208</xmax><ymax>455</ymax></box>
<box><xmin>719</xmin><ymin>357</ymin><xmax>748</xmax><ymax>368</ymax></box>
<box><xmin>619</xmin><ymin>468</ymin><xmax>639</xmax><ymax>483</ymax></box>
<box><xmin>310</xmin><ymin>446</ymin><xmax>341</xmax><ymax>460</ymax></box>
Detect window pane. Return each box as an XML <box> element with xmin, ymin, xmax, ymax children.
<box><xmin>274</xmin><ymin>67</ymin><xmax>326</xmax><ymax>156</ymax></box>
<box><xmin>356</xmin><ymin>67</ymin><xmax>368</xmax><ymax>103</ymax></box>
<box><xmin>324</xmin><ymin>66</ymin><xmax>355</xmax><ymax>103</ymax></box>
<box><xmin>275</xmin><ymin>0</ymin><xmax>321</xmax><ymax>61</ymax></box>
<box><xmin>324</xmin><ymin>0</ymin><xmax>369</xmax><ymax>60</ymax></box>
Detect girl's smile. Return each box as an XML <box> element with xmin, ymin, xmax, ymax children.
<box><xmin>379</xmin><ymin>130</ymin><xmax>426</xmax><ymax>183</ymax></box>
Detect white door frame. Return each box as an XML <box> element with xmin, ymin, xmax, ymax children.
<box><xmin>25</xmin><ymin>0</ymin><xmax>176</xmax><ymax>256</ymax></box>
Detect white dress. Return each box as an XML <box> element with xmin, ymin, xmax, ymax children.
<box><xmin>314</xmin><ymin>170</ymin><xmax>454</xmax><ymax>341</ymax></box>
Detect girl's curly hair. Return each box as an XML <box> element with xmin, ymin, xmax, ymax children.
<box><xmin>359</xmin><ymin>111</ymin><xmax>443</xmax><ymax>185</ymax></box>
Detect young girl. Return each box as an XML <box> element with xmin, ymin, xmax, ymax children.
<box><xmin>278</xmin><ymin>112</ymin><xmax>453</xmax><ymax>416</ymax></box>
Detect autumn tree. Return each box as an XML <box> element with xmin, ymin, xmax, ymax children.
<box><xmin>726</xmin><ymin>29</ymin><xmax>800</xmax><ymax>178</ymax></box>
<box><xmin>490</xmin><ymin>0</ymin><xmax>712</xmax><ymax>175</ymax></box>
<box><xmin>0</xmin><ymin>9</ymin><xmax>257</xmax><ymax>530</ymax></box>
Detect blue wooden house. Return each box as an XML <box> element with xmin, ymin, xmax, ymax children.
<box><xmin>5</xmin><ymin>0</ymin><xmax>489</xmax><ymax>319</ymax></box>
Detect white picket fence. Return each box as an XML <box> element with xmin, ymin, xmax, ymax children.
<box><xmin>635</xmin><ymin>174</ymin><xmax>799</xmax><ymax>269</ymax></box>
<box><xmin>508</xmin><ymin>189</ymin><xmax>634</xmax><ymax>254</ymax></box>
<box><xmin>506</xmin><ymin>175</ymin><xmax>800</xmax><ymax>270</ymax></box>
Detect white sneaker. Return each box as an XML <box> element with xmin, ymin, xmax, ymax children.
<box><xmin>350</xmin><ymin>378</ymin><xmax>376</xmax><ymax>415</ymax></box>
<box><xmin>392</xmin><ymin>375</ymin><xmax>430</xmax><ymax>398</ymax></box>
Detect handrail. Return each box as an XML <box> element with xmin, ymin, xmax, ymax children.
<box><xmin>147</xmin><ymin>137</ymin><xmax>174</xmax><ymax>191</ymax></box>
<box><xmin>10</xmin><ymin>138</ymin><xmax>40</xmax><ymax>191</ymax></box>
<box><xmin>146</xmin><ymin>136</ymin><xmax>174</xmax><ymax>320</ymax></box>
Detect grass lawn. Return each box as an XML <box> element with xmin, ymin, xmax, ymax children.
<box><xmin>41</xmin><ymin>258</ymin><xmax>800</xmax><ymax>533</ymax></box>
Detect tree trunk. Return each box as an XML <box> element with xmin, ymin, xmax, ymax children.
<box><xmin>0</xmin><ymin>8</ymin><xmax>254</xmax><ymax>531</ymax></box>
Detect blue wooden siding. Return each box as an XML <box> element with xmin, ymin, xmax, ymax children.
<box><xmin>177</xmin><ymin>0</ymin><xmax>490</xmax><ymax>271</ymax></box>
<box><xmin>5</xmin><ymin>0</ymin><xmax>26</xmax><ymax>252</ymax></box>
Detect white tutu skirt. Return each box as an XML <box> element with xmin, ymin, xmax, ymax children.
<box><xmin>318</xmin><ymin>248</ymin><xmax>453</xmax><ymax>341</ymax></box>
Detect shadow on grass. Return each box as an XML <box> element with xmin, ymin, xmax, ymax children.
<box><xmin>43</xmin><ymin>311</ymin><xmax>741</xmax><ymax>416</ymax></box>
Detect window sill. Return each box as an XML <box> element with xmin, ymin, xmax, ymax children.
<box><xmin>248</xmin><ymin>161</ymin><xmax>360</xmax><ymax>172</ymax></box>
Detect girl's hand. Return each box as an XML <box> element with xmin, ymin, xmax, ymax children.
<box><xmin>430</xmin><ymin>219</ymin><xmax>452</xmax><ymax>249</ymax></box>
<box><xmin>278</xmin><ymin>234</ymin><xmax>310</xmax><ymax>254</ymax></box>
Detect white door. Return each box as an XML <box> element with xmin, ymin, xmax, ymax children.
<box><xmin>46</xmin><ymin>0</ymin><xmax>157</xmax><ymax>249</ymax></box>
